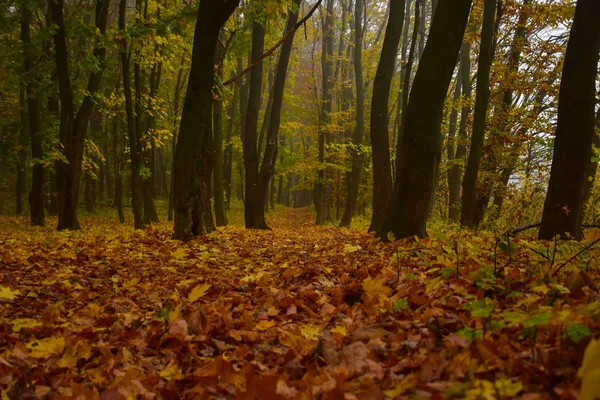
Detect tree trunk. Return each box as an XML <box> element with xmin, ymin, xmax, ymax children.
<box><xmin>460</xmin><ymin>0</ymin><xmax>497</xmax><ymax>228</ymax></box>
<box><xmin>214</xmin><ymin>31</ymin><xmax>228</xmax><ymax>227</ymax></box>
<box><xmin>368</xmin><ymin>0</ymin><xmax>406</xmax><ymax>232</ymax></box>
<box><xmin>223</xmin><ymin>59</ymin><xmax>241</xmax><ymax>209</ymax></box>
<box><xmin>173</xmin><ymin>0</ymin><xmax>239</xmax><ymax>240</ymax></box>
<box><xmin>340</xmin><ymin>0</ymin><xmax>364</xmax><ymax>228</ymax></box>
<box><xmin>379</xmin><ymin>0</ymin><xmax>472</xmax><ymax>240</ymax></box>
<box><xmin>539</xmin><ymin>0</ymin><xmax>600</xmax><ymax>240</ymax></box>
<box><xmin>315</xmin><ymin>0</ymin><xmax>335</xmax><ymax>225</ymax></box>
<box><xmin>168</xmin><ymin>55</ymin><xmax>186</xmax><ymax>222</ymax></box>
<box><xmin>582</xmin><ymin>108</ymin><xmax>600</xmax><ymax>217</ymax></box>
<box><xmin>16</xmin><ymin>89</ymin><xmax>27</xmax><ymax>216</ymax></box>
<box><xmin>243</xmin><ymin>21</ymin><xmax>267</xmax><ymax>229</ymax></box>
<box><xmin>446</xmin><ymin>70</ymin><xmax>462</xmax><ymax>222</ymax></box>
<box><xmin>119</xmin><ymin>0</ymin><xmax>144</xmax><ymax>230</ymax></box>
<box><xmin>112</xmin><ymin>115</ymin><xmax>125</xmax><ymax>224</ymax></box>
<box><xmin>51</xmin><ymin>0</ymin><xmax>109</xmax><ymax>230</ymax></box>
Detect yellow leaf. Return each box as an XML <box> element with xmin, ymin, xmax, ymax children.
<box><xmin>0</xmin><ymin>286</ymin><xmax>19</xmax><ymax>300</ymax></box>
<box><xmin>579</xmin><ymin>338</ymin><xmax>600</xmax><ymax>400</ymax></box>
<box><xmin>171</xmin><ymin>248</ymin><xmax>187</xmax><ymax>260</ymax></box>
<box><xmin>254</xmin><ymin>320</ymin><xmax>277</xmax><ymax>331</ymax></box>
<box><xmin>363</xmin><ymin>276</ymin><xmax>392</xmax><ymax>298</ymax></box>
<box><xmin>383</xmin><ymin>373</ymin><xmax>418</xmax><ymax>397</ymax></box>
<box><xmin>10</xmin><ymin>318</ymin><xmax>42</xmax><ymax>332</ymax></box>
<box><xmin>494</xmin><ymin>379</ymin><xmax>522</xmax><ymax>397</ymax></box>
<box><xmin>188</xmin><ymin>283</ymin><xmax>211</xmax><ymax>303</ymax></box>
<box><xmin>330</xmin><ymin>325</ymin><xmax>347</xmax><ymax>337</ymax></box>
<box><xmin>168</xmin><ymin>303</ymin><xmax>183</xmax><ymax>325</ymax></box>
<box><xmin>122</xmin><ymin>277</ymin><xmax>140</xmax><ymax>289</ymax></box>
<box><xmin>27</xmin><ymin>336</ymin><xmax>65</xmax><ymax>359</ymax></box>
<box><xmin>159</xmin><ymin>361</ymin><xmax>182</xmax><ymax>380</ymax></box>
<box><xmin>57</xmin><ymin>340</ymin><xmax>92</xmax><ymax>368</ymax></box>
<box><xmin>343</xmin><ymin>244</ymin><xmax>361</xmax><ymax>253</ymax></box>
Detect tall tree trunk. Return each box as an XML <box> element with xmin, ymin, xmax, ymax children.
<box><xmin>50</xmin><ymin>0</ymin><xmax>110</xmax><ymax>230</ymax></box>
<box><xmin>368</xmin><ymin>0</ymin><xmax>406</xmax><ymax>232</ymax></box>
<box><xmin>315</xmin><ymin>0</ymin><xmax>335</xmax><ymax>225</ymax></box>
<box><xmin>168</xmin><ymin>55</ymin><xmax>186</xmax><ymax>222</ymax></box>
<box><xmin>446</xmin><ymin>71</ymin><xmax>462</xmax><ymax>222</ymax></box>
<box><xmin>340</xmin><ymin>0</ymin><xmax>364</xmax><ymax>228</ymax></box>
<box><xmin>223</xmin><ymin>59</ymin><xmax>241</xmax><ymax>209</ymax></box>
<box><xmin>119</xmin><ymin>0</ymin><xmax>144</xmax><ymax>230</ymax></box>
<box><xmin>112</xmin><ymin>115</ymin><xmax>125</xmax><ymax>224</ymax></box>
<box><xmin>173</xmin><ymin>0</ymin><xmax>239</xmax><ymax>240</ymax></box>
<box><xmin>213</xmin><ymin>31</ymin><xmax>228</xmax><ymax>227</ymax></box>
<box><xmin>379</xmin><ymin>0</ymin><xmax>472</xmax><ymax>240</ymax></box>
<box><xmin>460</xmin><ymin>0</ymin><xmax>497</xmax><ymax>228</ymax></box>
<box><xmin>539</xmin><ymin>0</ymin><xmax>600</xmax><ymax>240</ymax></box>
<box><xmin>16</xmin><ymin>89</ymin><xmax>27</xmax><ymax>216</ymax></box>
<box><xmin>243</xmin><ymin>21</ymin><xmax>266</xmax><ymax>229</ymax></box>
<box><xmin>395</xmin><ymin>0</ymin><xmax>419</xmax><ymax>170</ymax></box>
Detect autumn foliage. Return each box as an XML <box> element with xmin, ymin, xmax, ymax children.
<box><xmin>1</xmin><ymin>208</ymin><xmax>599</xmax><ymax>399</ymax></box>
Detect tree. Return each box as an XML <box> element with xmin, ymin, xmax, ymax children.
<box><xmin>21</xmin><ymin>4</ymin><xmax>44</xmax><ymax>226</ymax></box>
<box><xmin>315</xmin><ymin>0</ymin><xmax>335</xmax><ymax>225</ymax></box>
<box><xmin>173</xmin><ymin>0</ymin><xmax>240</xmax><ymax>240</ymax></box>
<box><xmin>460</xmin><ymin>0</ymin><xmax>497</xmax><ymax>228</ymax></box>
<box><xmin>119</xmin><ymin>0</ymin><xmax>144</xmax><ymax>230</ymax></box>
<box><xmin>379</xmin><ymin>0</ymin><xmax>472</xmax><ymax>240</ymax></box>
<box><xmin>340</xmin><ymin>0</ymin><xmax>364</xmax><ymax>227</ymax></box>
<box><xmin>50</xmin><ymin>0</ymin><xmax>110</xmax><ymax>230</ymax></box>
<box><xmin>368</xmin><ymin>0</ymin><xmax>406</xmax><ymax>232</ymax></box>
<box><xmin>538</xmin><ymin>0</ymin><xmax>600</xmax><ymax>240</ymax></box>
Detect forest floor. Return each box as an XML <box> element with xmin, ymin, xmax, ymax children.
<box><xmin>0</xmin><ymin>207</ymin><xmax>599</xmax><ymax>399</ymax></box>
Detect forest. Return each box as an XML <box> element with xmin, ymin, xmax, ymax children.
<box><xmin>1</xmin><ymin>0</ymin><xmax>600</xmax><ymax>398</ymax></box>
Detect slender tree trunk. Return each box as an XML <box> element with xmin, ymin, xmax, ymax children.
<box><xmin>379</xmin><ymin>0</ymin><xmax>472</xmax><ymax>240</ymax></box>
<box><xmin>243</xmin><ymin>21</ymin><xmax>267</xmax><ymax>229</ymax></box>
<box><xmin>340</xmin><ymin>0</ymin><xmax>364</xmax><ymax>227</ymax></box>
<box><xmin>119</xmin><ymin>0</ymin><xmax>144</xmax><ymax>230</ymax></box>
<box><xmin>51</xmin><ymin>0</ymin><xmax>109</xmax><ymax>230</ymax></box>
<box><xmin>112</xmin><ymin>115</ymin><xmax>125</xmax><ymax>224</ymax></box>
<box><xmin>168</xmin><ymin>55</ymin><xmax>186</xmax><ymax>222</ymax></box>
<box><xmin>460</xmin><ymin>0</ymin><xmax>497</xmax><ymax>228</ymax></box>
<box><xmin>16</xmin><ymin>89</ymin><xmax>27</xmax><ymax>216</ymax></box>
<box><xmin>539</xmin><ymin>0</ymin><xmax>600</xmax><ymax>240</ymax></box>
<box><xmin>395</xmin><ymin>0</ymin><xmax>419</xmax><ymax>169</ymax></box>
<box><xmin>316</xmin><ymin>0</ymin><xmax>335</xmax><ymax>225</ymax></box>
<box><xmin>446</xmin><ymin>71</ymin><xmax>462</xmax><ymax>222</ymax></box>
<box><xmin>368</xmin><ymin>0</ymin><xmax>406</xmax><ymax>232</ymax></box>
<box><xmin>213</xmin><ymin>31</ymin><xmax>228</xmax><ymax>227</ymax></box>
<box><xmin>174</xmin><ymin>0</ymin><xmax>239</xmax><ymax>240</ymax></box>
<box><xmin>224</xmin><ymin>60</ymin><xmax>241</xmax><ymax>209</ymax></box>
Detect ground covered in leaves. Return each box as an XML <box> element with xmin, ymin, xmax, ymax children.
<box><xmin>1</xmin><ymin>208</ymin><xmax>599</xmax><ymax>399</ymax></box>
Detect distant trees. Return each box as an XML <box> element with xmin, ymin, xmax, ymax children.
<box><xmin>538</xmin><ymin>0</ymin><xmax>600</xmax><ymax>240</ymax></box>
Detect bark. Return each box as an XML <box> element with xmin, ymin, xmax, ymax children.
<box><xmin>50</xmin><ymin>0</ymin><xmax>109</xmax><ymax>230</ymax></box>
<box><xmin>368</xmin><ymin>0</ymin><xmax>406</xmax><ymax>232</ymax></box>
<box><xmin>379</xmin><ymin>0</ymin><xmax>472</xmax><ymax>240</ymax></box>
<box><xmin>446</xmin><ymin>70</ymin><xmax>462</xmax><ymax>222</ymax></box>
<box><xmin>395</xmin><ymin>0</ymin><xmax>419</xmax><ymax>168</ymax></box>
<box><xmin>214</xmin><ymin>31</ymin><xmax>228</xmax><ymax>227</ymax></box>
<box><xmin>223</xmin><ymin>59</ymin><xmax>241</xmax><ymax>209</ymax></box>
<box><xmin>112</xmin><ymin>115</ymin><xmax>125</xmax><ymax>224</ymax></box>
<box><xmin>539</xmin><ymin>0</ymin><xmax>600</xmax><ymax>240</ymax></box>
<box><xmin>17</xmin><ymin>89</ymin><xmax>27</xmax><ymax>216</ymax></box>
<box><xmin>168</xmin><ymin>55</ymin><xmax>186</xmax><ymax>222</ymax></box>
<box><xmin>340</xmin><ymin>0</ymin><xmax>364</xmax><ymax>228</ymax></box>
<box><xmin>582</xmin><ymin>108</ymin><xmax>600</xmax><ymax>216</ymax></box>
<box><xmin>119</xmin><ymin>0</ymin><xmax>144</xmax><ymax>230</ymax></box>
<box><xmin>315</xmin><ymin>0</ymin><xmax>335</xmax><ymax>225</ymax></box>
<box><xmin>173</xmin><ymin>0</ymin><xmax>239</xmax><ymax>240</ymax></box>
<box><xmin>460</xmin><ymin>0</ymin><xmax>497</xmax><ymax>228</ymax></box>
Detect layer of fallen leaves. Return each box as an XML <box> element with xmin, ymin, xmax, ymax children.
<box><xmin>1</xmin><ymin>209</ymin><xmax>599</xmax><ymax>399</ymax></box>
